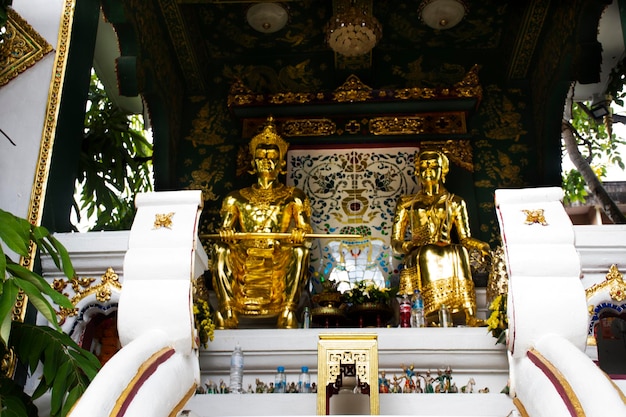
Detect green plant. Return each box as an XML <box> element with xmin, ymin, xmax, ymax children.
<box><xmin>562</xmin><ymin>100</ymin><xmax>626</xmax><ymax>223</ymax></box>
<box><xmin>0</xmin><ymin>1</ymin><xmax>12</xmax><ymax>29</ymax></box>
<box><xmin>75</xmin><ymin>72</ymin><xmax>153</xmax><ymax>231</ymax></box>
<box><xmin>0</xmin><ymin>208</ymin><xmax>101</xmax><ymax>416</ymax></box>
<box><xmin>342</xmin><ymin>280</ymin><xmax>398</xmax><ymax>305</ymax></box>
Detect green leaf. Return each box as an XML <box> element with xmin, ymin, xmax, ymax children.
<box><xmin>0</xmin><ymin>280</ymin><xmax>18</xmax><ymax>346</ymax></box>
<box><xmin>6</xmin><ymin>262</ymin><xmax>73</xmax><ymax>309</ymax></box>
<box><xmin>47</xmin><ymin>235</ymin><xmax>75</xmax><ymax>279</ymax></box>
<box><xmin>0</xmin><ymin>247</ymin><xmax>7</xmax><ymax>281</ymax></box>
<box><xmin>10</xmin><ymin>323</ymin><xmax>101</xmax><ymax>417</ymax></box>
<box><xmin>11</xmin><ymin>277</ymin><xmax>59</xmax><ymax>327</ymax></box>
<box><xmin>0</xmin><ymin>376</ymin><xmax>39</xmax><ymax>417</ymax></box>
<box><xmin>0</xmin><ymin>209</ymin><xmax>31</xmax><ymax>256</ymax></box>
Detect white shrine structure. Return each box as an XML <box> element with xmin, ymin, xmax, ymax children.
<box><xmin>2</xmin><ymin>2</ymin><xmax>625</xmax><ymax>416</ymax></box>
<box><xmin>38</xmin><ymin>187</ymin><xmax>626</xmax><ymax>417</ymax></box>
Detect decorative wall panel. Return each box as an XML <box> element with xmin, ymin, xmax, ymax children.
<box><xmin>287</xmin><ymin>146</ymin><xmax>419</xmax><ymax>293</ymax></box>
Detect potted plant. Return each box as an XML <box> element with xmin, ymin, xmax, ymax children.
<box><xmin>343</xmin><ymin>280</ymin><xmax>398</xmax><ymax>327</ymax></box>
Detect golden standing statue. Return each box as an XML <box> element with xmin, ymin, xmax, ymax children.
<box><xmin>391</xmin><ymin>150</ymin><xmax>489</xmax><ymax>326</ymax></box>
<box><xmin>211</xmin><ymin>117</ymin><xmax>313</xmax><ymax>329</ymax></box>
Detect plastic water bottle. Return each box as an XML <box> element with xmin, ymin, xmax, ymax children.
<box><xmin>439</xmin><ymin>304</ymin><xmax>452</xmax><ymax>328</ymax></box>
<box><xmin>302</xmin><ymin>307</ymin><xmax>311</xmax><ymax>329</ymax></box>
<box><xmin>399</xmin><ymin>293</ymin><xmax>411</xmax><ymax>327</ymax></box>
<box><xmin>275</xmin><ymin>366</ymin><xmax>286</xmax><ymax>393</ymax></box>
<box><xmin>229</xmin><ymin>344</ymin><xmax>244</xmax><ymax>393</ymax></box>
<box><xmin>411</xmin><ymin>290</ymin><xmax>426</xmax><ymax>328</ymax></box>
<box><xmin>298</xmin><ymin>366</ymin><xmax>311</xmax><ymax>393</ymax></box>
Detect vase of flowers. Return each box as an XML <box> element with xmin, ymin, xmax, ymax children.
<box><xmin>343</xmin><ymin>280</ymin><xmax>398</xmax><ymax>328</ymax></box>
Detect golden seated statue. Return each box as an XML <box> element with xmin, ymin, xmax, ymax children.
<box><xmin>391</xmin><ymin>150</ymin><xmax>490</xmax><ymax>326</ymax></box>
<box><xmin>211</xmin><ymin>117</ymin><xmax>313</xmax><ymax>329</ymax></box>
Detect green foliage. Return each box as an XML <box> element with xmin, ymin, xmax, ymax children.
<box><xmin>0</xmin><ymin>208</ymin><xmax>101</xmax><ymax>416</ymax></box>
<box><xmin>562</xmin><ymin>169</ymin><xmax>590</xmax><ymax>205</ymax></box>
<box><xmin>562</xmin><ymin>102</ymin><xmax>626</xmax><ymax>203</ymax></box>
<box><xmin>75</xmin><ymin>72</ymin><xmax>153</xmax><ymax>231</ymax></box>
<box><xmin>342</xmin><ymin>280</ymin><xmax>398</xmax><ymax>305</ymax></box>
<box><xmin>4</xmin><ymin>323</ymin><xmax>101</xmax><ymax>417</ymax></box>
<box><xmin>0</xmin><ymin>1</ymin><xmax>12</xmax><ymax>29</ymax></box>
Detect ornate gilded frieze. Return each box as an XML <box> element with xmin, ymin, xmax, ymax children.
<box><xmin>0</xmin><ymin>8</ymin><xmax>53</xmax><ymax>87</ymax></box>
<box><xmin>228</xmin><ymin>68</ymin><xmax>482</xmax><ymax>109</ymax></box>
<box><xmin>369</xmin><ymin>113</ymin><xmax>466</xmax><ymax>136</ymax></box>
<box><xmin>281</xmin><ymin>119</ymin><xmax>336</xmax><ymax>137</ymax></box>
<box><xmin>243</xmin><ymin>116</ymin><xmax>472</xmax><ymax>145</ymax></box>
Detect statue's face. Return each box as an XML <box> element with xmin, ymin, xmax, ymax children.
<box><xmin>253</xmin><ymin>144</ymin><xmax>283</xmax><ymax>179</ymax></box>
<box><xmin>418</xmin><ymin>152</ymin><xmax>443</xmax><ymax>185</ymax></box>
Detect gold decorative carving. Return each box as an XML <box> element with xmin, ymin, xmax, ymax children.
<box><xmin>281</xmin><ymin>119</ymin><xmax>336</xmax><ymax>137</ymax></box>
<box><xmin>15</xmin><ymin>0</ymin><xmax>74</xmax><ymax>327</ymax></box>
<box><xmin>586</xmin><ymin>264</ymin><xmax>626</xmax><ymax>303</ymax></box>
<box><xmin>452</xmin><ymin>64</ymin><xmax>483</xmax><ymax>99</ymax></box>
<box><xmin>268</xmin><ymin>92</ymin><xmax>314</xmax><ymax>105</ymax></box>
<box><xmin>522</xmin><ymin>209</ymin><xmax>548</xmax><ymax>225</ymax></box>
<box><xmin>332</xmin><ymin>74</ymin><xmax>373</xmax><ymax>102</ymax></box>
<box><xmin>154</xmin><ymin>212</ymin><xmax>175</xmax><ymax>229</ymax></box>
<box><xmin>54</xmin><ymin>267</ymin><xmax>122</xmax><ymax>321</ymax></box>
<box><xmin>317</xmin><ymin>333</ymin><xmax>379</xmax><ymax>415</ymax></box>
<box><xmin>369</xmin><ymin>113</ymin><xmax>467</xmax><ymax>136</ymax></box>
<box><xmin>0</xmin><ymin>8</ymin><xmax>53</xmax><ymax>86</ymax></box>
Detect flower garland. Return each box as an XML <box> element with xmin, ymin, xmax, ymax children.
<box><xmin>194</xmin><ymin>299</ymin><xmax>215</xmax><ymax>348</ymax></box>
<box><xmin>486</xmin><ymin>294</ymin><xmax>508</xmax><ymax>344</ymax></box>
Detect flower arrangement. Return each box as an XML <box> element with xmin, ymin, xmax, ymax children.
<box><xmin>342</xmin><ymin>280</ymin><xmax>398</xmax><ymax>306</ymax></box>
<box><xmin>486</xmin><ymin>294</ymin><xmax>508</xmax><ymax>344</ymax></box>
<box><xmin>194</xmin><ymin>299</ymin><xmax>215</xmax><ymax>348</ymax></box>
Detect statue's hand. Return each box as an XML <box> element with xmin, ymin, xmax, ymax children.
<box><xmin>219</xmin><ymin>228</ymin><xmax>236</xmax><ymax>242</ymax></box>
<box><xmin>289</xmin><ymin>229</ymin><xmax>306</xmax><ymax>244</ymax></box>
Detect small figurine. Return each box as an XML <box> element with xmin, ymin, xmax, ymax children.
<box><xmin>391</xmin><ymin>374</ymin><xmax>402</xmax><ymax>393</ymax></box>
<box><xmin>461</xmin><ymin>377</ymin><xmax>475</xmax><ymax>393</ymax></box>
<box><xmin>219</xmin><ymin>379</ymin><xmax>228</xmax><ymax>394</ymax></box>
<box><xmin>288</xmin><ymin>381</ymin><xmax>298</xmax><ymax>393</ymax></box>
<box><xmin>423</xmin><ymin>370</ymin><xmax>435</xmax><ymax>394</ymax></box>
<box><xmin>414</xmin><ymin>375</ymin><xmax>423</xmax><ymax>393</ymax></box>
<box><xmin>255</xmin><ymin>378</ymin><xmax>266</xmax><ymax>393</ymax></box>
<box><xmin>267</xmin><ymin>382</ymin><xmax>275</xmax><ymax>393</ymax></box>
<box><xmin>378</xmin><ymin>371</ymin><xmax>390</xmax><ymax>393</ymax></box>
<box><xmin>310</xmin><ymin>382</ymin><xmax>317</xmax><ymax>393</ymax></box>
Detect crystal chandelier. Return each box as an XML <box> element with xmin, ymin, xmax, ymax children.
<box><xmin>325</xmin><ymin>1</ymin><xmax>382</xmax><ymax>57</ymax></box>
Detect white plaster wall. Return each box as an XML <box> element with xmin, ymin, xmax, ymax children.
<box><xmin>0</xmin><ymin>0</ymin><xmax>64</xmax><ymax>219</ymax></box>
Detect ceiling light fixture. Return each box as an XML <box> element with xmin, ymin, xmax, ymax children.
<box><xmin>418</xmin><ymin>0</ymin><xmax>468</xmax><ymax>30</ymax></box>
<box><xmin>325</xmin><ymin>0</ymin><xmax>382</xmax><ymax>57</ymax></box>
<box><xmin>246</xmin><ymin>3</ymin><xmax>289</xmax><ymax>34</ymax></box>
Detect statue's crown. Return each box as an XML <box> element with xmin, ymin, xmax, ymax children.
<box><xmin>249</xmin><ymin>116</ymin><xmax>289</xmax><ymax>158</ymax></box>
